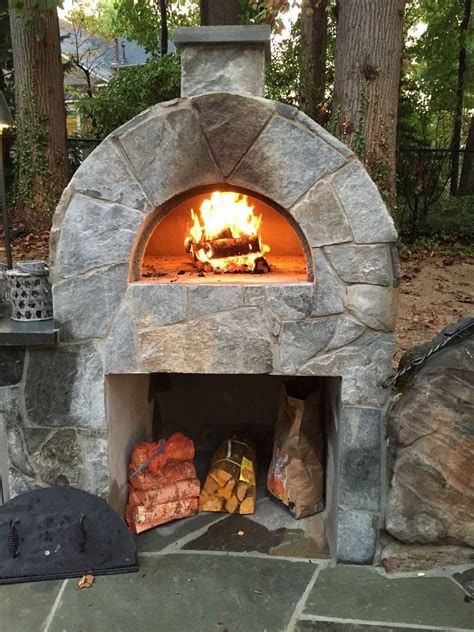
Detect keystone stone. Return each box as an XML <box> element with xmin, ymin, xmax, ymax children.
<box><xmin>230</xmin><ymin>116</ymin><xmax>346</xmax><ymax>209</ymax></box>
<box><xmin>188</xmin><ymin>285</ymin><xmax>243</xmax><ymax>318</ymax></box>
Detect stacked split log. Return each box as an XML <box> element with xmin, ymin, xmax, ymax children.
<box><xmin>126</xmin><ymin>433</ymin><xmax>200</xmax><ymax>534</ymax></box>
<box><xmin>199</xmin><ymin>436</ymin><xmax>256</xmax><ymax>515</ymax></box>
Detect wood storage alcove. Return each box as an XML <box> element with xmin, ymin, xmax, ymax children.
<box><xmin>130</xmin><ymin>185</ymin><xmax>312</xmax><ymax>284</ymax></box>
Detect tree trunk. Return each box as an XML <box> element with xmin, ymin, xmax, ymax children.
<box><xmin>458</xmin><ymin>114</ymin><xmax>474</xmax><ymax>195</ymax></box>
<box><xmin>200</xmin><ymin>0</ymin><xmax>239</xmax><ymax>25</ymax></box>
<box><xmin>450</xmin><ymin>0</ymin><xmax>471</xmax><ymax>196</ymax></box>
<box><xmin>332</xmin><ymin>0</ymin><xmax>406</xmax><ymax>200</ymax></box>
<box><xmin>299</xmin><ymin>0</ymin><xmax>328</xmax><ymax>123</ymax></box>
<box><xmin>160</xmin><ymin>0</ymin><xmax>168</xmax><ymax>56</ymax></box>
<box><xmin>9</xmin><ymin>1</ymin><xmax>67</xmax><ymax>227</ymax></box>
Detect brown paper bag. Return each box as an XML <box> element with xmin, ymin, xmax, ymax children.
<box><xmin>267</xmin><ymin>386</ymin><xmax>324</xmax><ymax>518</ymax></box>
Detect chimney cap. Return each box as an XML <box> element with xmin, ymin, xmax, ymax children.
<box><xmin>173</xmin><ymin>25</ymin><xmax>271</xmax><ymax>62</ymax></box>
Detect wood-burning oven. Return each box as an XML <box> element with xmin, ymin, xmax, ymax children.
<box><xmin>3</xmin><ymin>26</ymin><xmax>399</xmax><ymax>564</ymax></box>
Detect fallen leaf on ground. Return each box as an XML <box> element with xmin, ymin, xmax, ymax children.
<box><xmin>77</xmin><ymin>574</ymin><xmax>95</xmax><ymax>589</ymax></box>
<box><xmin>237</xmin><ymin>530</ymin><xmax>245</xmax><ymax>536</ymax></box>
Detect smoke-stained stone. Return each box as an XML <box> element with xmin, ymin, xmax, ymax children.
<box><xmin>299</xmin><ymin>332</ymin><xmax>395</xmax><ymax>407</ymax></box>
<box><xmin>339</xmin><ymin>407</ymin><xmax>382</xmax><ymax>512</ymax></box>
<box><xmin>243</xmin><ymin>286</ymin><xmax>266</xmax><ymax>306</ymax></box>
<box><xmin>77</xmin><ymin>431</ymin><xmax>109</xmax><ymax>496</ymax></box>
<box><xmin>22</xmin><ymin>428</ymin><xmax>52</xmax><ymax>456</ymax></box>
<box><xmin>6</xmin><ymin>424</ymin><xmax>36</xmax><ymax>478</ymax></box>
<box><xmin>290</xmin><ymin>182</ymin><xmax>353</xmax><ymax>247</ymax></box>
<box><xmin>0</xmin><ymin>348</ymin><xmax>25</xmax><ymax>386</ymax></box>
<box><xmin>8</xmin><ymin>465</ymin><xmax>38</xmax><ymax>498</ymax></box>
<box><xmin>55</xmin><ymin>194</ymin><xmax>144</xmax><ymax>278</ymax></box>
<box><xmin>336</xmin><ymin>509</ymin><xmax>378</xmax><ymax>563</ymax></box>
<box><xmin>230</xmin><ymin>116</ymin><xmax>345</xmax><ymax>208</ymax></box>
<box><xmin>280</xmin><ymin>318</ymin><xmax>336</xmax><ymax>373</ymax></box>
<box><xmin>188</xmin><ymin>285</ymin><xmax>243</xmax><ymax>318</ymax></box>
<box><xmin>31</xmin><ymin>429</ymin><xmax>81</xmax><ymax>488</ymax></box>
<box><xmin>266</xmin><ymin>284</ymin><xmax>313</xmax><ymax>320</ymax></box>
<box><xmin>312</xmin><ymin>249</ymin><xmax>344</xmax><ymax>316</ymax></box>
<box><xmin>331</xmin><ymin>162</ymin><xmax>397</xmax><ymax>243</ymax></box>
<box><xmin>192</xmin><ymin>93</ymin><xmax>273</xmax><ymax>176</ymax></box>
<box><xmin>105</xmin><ymin>306</ymin><xmax>139</xmax><ymax>373</ymax></box>
<box><xmin>129</xmin><ymin>284</ymin><xmax>186</xmax><ymax>328</ymax></box>
<box><xmin>53</xmin><ymin>265</ymin><xmax>128</xmax><ymax>341</ymax></box>
<box><xmin>327</xmin><ymin>316</ymin><xmax>366</xmax><ymax>351</ymax></box>
<box><xmin>325</xmin><ymin>244</ymin><xmax>392</xmax><ymax>286</ymax></box>
<box><xmin>118</xmin><ymin>105</ymin><xmax>222</xmax><ymax>207</ymax></box>
<box><xmin>345</xmin><ymin>285</ymin><xmax>398</xmax><ymax>331</ymax></box>
<box><xmin>25</xmin><ymin>343</ymin><xmax>105</xmax><ymax>430</ymax></box>
<box><xmin>181</xmin><ymin>45</ymin><xmax>266</xmax><ymax>97</ymax></box>
<box><xmin>70</xmin><ymin>139</ymin><xmax>153</xmax><ymax>212</ymax></box>
<box><xmin>138</xmin><ymin>308</ymin><xmax>273</xmax><ymax>374</ymax></box>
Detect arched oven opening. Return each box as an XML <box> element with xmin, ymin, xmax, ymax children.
<box><xmin>131</xmin><ymin>185</ymin><xmax>312</xmax><ymax>283</ymax></box>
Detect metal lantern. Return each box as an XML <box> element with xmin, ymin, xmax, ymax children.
<box><xmin>6</xmin><ymin>260</ymin><xmax>53</xmax><ymax>321</ymax></box>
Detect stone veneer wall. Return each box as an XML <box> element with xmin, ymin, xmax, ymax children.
<box><xmin>2</xmin><ymin>92</ymin><xmax>399</xmax><ymax>563</ymax></box>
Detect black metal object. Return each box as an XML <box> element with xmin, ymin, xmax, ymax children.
<box><xmin>0</xmin><ymin>487</ymin><xmax>138</xmax><ymax>585</ymax></box>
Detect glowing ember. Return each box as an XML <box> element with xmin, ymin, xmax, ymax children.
<box><xmin>184</xmin><ymin>191</ymin><xmax>270</xmax><ymax>273</ymax></box>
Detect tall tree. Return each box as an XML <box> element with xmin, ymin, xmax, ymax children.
<box><xmin>332</xmin><ymin>0</ymin><xmax>406</xmax><ymax>199</ymax></box>
<box><xmin>299</xmin><ymin>0</ymin><xmax>327</xmax><ymax>123</ymax></box>
<box><xmin>200</xmin><ymin>0</ymin><xmax>238</xmax><ymax>25</ymax></box>
<box><xmin>458</xmin><ymin>114</ymin><xmax>474</xmax><ymax>195</ymax></box>
<box><xmin>9</xmin><ymin>0</ymin><xmax>68</xmax><ymax>226</ymax></box>
<box><xmin>450</xmin><ymin>0</ymin><xmax>471</xmax><ymax>195</ymax></box>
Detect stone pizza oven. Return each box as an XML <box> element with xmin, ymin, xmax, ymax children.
<box><xmin>2</xmin><ymin>26</ymin><xmax>399</xmax><ymax>564</ymax></box>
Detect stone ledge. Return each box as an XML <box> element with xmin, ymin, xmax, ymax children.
<box><xmin>173</xmin><ymin>25</ymin><xmax>271</xmax><ymax>60</ymax></box>
<box><xmin>0</xmin><ymin>302</ymin><xmax>59</xmax><ymax>347</ymax></box>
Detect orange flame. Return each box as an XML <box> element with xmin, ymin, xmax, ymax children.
<box><xmin>185</xmin><ymin>191</ymin><xmax>269</xmax><ymax>271</ymax></box>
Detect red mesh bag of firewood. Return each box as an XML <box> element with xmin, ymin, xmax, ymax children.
<box><xmin>126</xmin><ymin>434</ymin><xmax>200</xmax><ymax>534</ymax></box>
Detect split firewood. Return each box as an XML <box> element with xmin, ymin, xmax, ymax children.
<box><xmin>239</xmin><ymin>496</ymin><xmax>255</xmax><ymax>515</ymax></box>
<box><xmin>130</xmin><ymin>498</ymin><xmax>198</xmax><ymax>534</ymax></box>
<box><xmin>128</xmin><ymin>478</ymin><xmax>200</xmax><ymax>508</ymax></box>
<box><xmin>225</xmin><ymin>496</ymin><xmax>239</xmax><ymax>514</ymax></box>
<box><xmin>235</xmin><ymin>481</ymin><xmax>249</xmax><ymax>502</ymax></box>
<box><xmin>190</xmin><ymin>236</ymin><xmax>261</xmax><ymax>260</ymax></box>
<box><xmin>199</xmin><ymin>435</ymin><xmax>257</xmax><ymax>515</ymax></box>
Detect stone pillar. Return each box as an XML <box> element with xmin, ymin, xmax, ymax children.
<box><xmin>173</xmin><ymin>25</ymin><xmax>271</xmax><ymax>97</ymax></box>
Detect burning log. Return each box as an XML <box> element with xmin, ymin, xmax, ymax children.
<box><xmin>187</xmin><ymin>235</ymin><xmax>261</xmax><ymax>260</ymax></box>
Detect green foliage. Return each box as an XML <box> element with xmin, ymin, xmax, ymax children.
<box><xmin>112</xmin><ymin>0</ymin><xmax>199</xmax><ymax>57</ymax></box>
<box><xmin>264</xmin><ymin>20</ymin><xmax>301</xmax><ymax>107</ymax></box>
<box><xmin>76</xmin><ymin>54</ymin><xmax>180</xmax><ymax>137</ymax></box>
<box><xmin>0</xmin><ymin>0</ymin><xmax>14</xmax><ymax>108</ymax></box>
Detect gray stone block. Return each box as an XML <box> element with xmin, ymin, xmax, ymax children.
<box><xmin>298</xmin><ymin>332</ymin><xmax>395</xmax><ymax>407</ymax></box>
<box><xmin>6</xmin><ymin>423</ymin><xmax>35</xmax><ymax>478</ymax></box>
<box><xmin>77</xmin><ymin>431</ymin><xmax>109</xmax><ymax>496</ymax></box>
<box><xmin>327</xmin><ymin>315</ymin><xmax>366</xmax><ymax>351</ymax></box>
<box><xmin>129</xmin><ymin>284</ymin><xmax>186</xmax><ymax>328</ymax></box>
<box><xmin>55</xmin><ymin>194</ymin><xmax>144</xmax><ymax>278</ymax></box>
<box><xmin>266</xmin><ymin>284</ymin><xmax>313</xmax><ymax>320</ymax></box>
<box><xmin>104</xmin><ymin>306</ymin><xmax>139</xmax><ymax>374</ymax></box>
<box><xmin>296</xmin><ymin>111</ymin><xmax>355</xmax><ymax>158</ymax></box>
<box><xmin>345</xmin><ymin>285</ymin><xmax>398</xmax><ymax>331</ymax></box>
<box><xmin>331</xmin><ymin>162</ymin><xmax>397</xmax><ymax>243</ymax></box>
<box><xmin>188</xmin><ymin>285</ymin><xmax>243</xmax><ymax>319</ymax></box>
<box><xmin>336</xmin><ymin>509</ymin><xmax>378</xmax><ymax>563</ymax></box>
<box><xmin>24</xmin><ymin>343</ymin><xmax>105</xmax><ymax>430</ymax></box>
<box><xmin>339</xmin><ymin>406</ymin><xmax>382</xmax><ymax>512</ymax></box>
<box><xmin>0</xmin><ymin>348</ymin><xmax>25</xmax><ymax>386</ymax></box>
<box><xmin>53</xmin><ymin>264</ymin><xmax>128</xmax><ymax>341</ymax></box>
<box><xmin>280</xmin><ymin>317</ymin><xmax>336</xmax><ymax>373</ymax></box>
<box><xmin>181</xmin><ymin>45</ymin><xmax>266</xmax><ymax>97</ymax></box>
<box><xmin>312</xmin><ymin>249</ymin><xmax>344</xmax><ymax>316</ymax></box>
<box><xmin>138</xmin><ymin>308</ymin><xmax>273</xmax><ymax>374</ymax></box>
<box><xmin>30</xmin><ymin>428</ymin><xmax>82</xmax><ymax>488</ymax></box>
<box><xmin>290</xmin><ymin>182</ymin><xmax>353</xmax><ymax>247</ymax></box>
<box><xmin>325</xmin><ymin>244</ymin><xmax>392</xmax><ymax>286</ymax></box>
<box><xmin>118</xmin><ymin>104</ymin><xmax>222</xmax><ymax>207</ymax></box>
<box><xmin>173</xmin><ymin>25</ymin><xmax>271</xmax><ymax>52</ymax></box>
<box><xmin>243</xmin><ymin>286</ymin><xmax>266</xmax><ymax>306</ymax></box>
<box><xmin>70</xmin><ymin>139</ymin><xmax>153</xmax><ymax>212</ymax></box>
<box><xmin>192</xmin><ymin>93</ymin><xmax>273</xmax><ymax>176</ymax></box>
<box><xmin>230</xmin><ymin>116</ymin><xmax>345</xmax><ymax>209</ymax></box>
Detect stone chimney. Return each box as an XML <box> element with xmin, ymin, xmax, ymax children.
<box><xmin>173</xmin><ymin>25</ymin><xmax>271</xmax><ymax>98</ymax></box>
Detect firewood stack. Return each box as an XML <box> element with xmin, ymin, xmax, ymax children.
<box><xmin>199</xmin><ymin>436</ymin><xmax>257</xmax><ymax>514</ymax></box>
<box><xmin>126</xmin><ymin>433</ymin><xmax>200</xmax><ymax>534</ymax></box>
